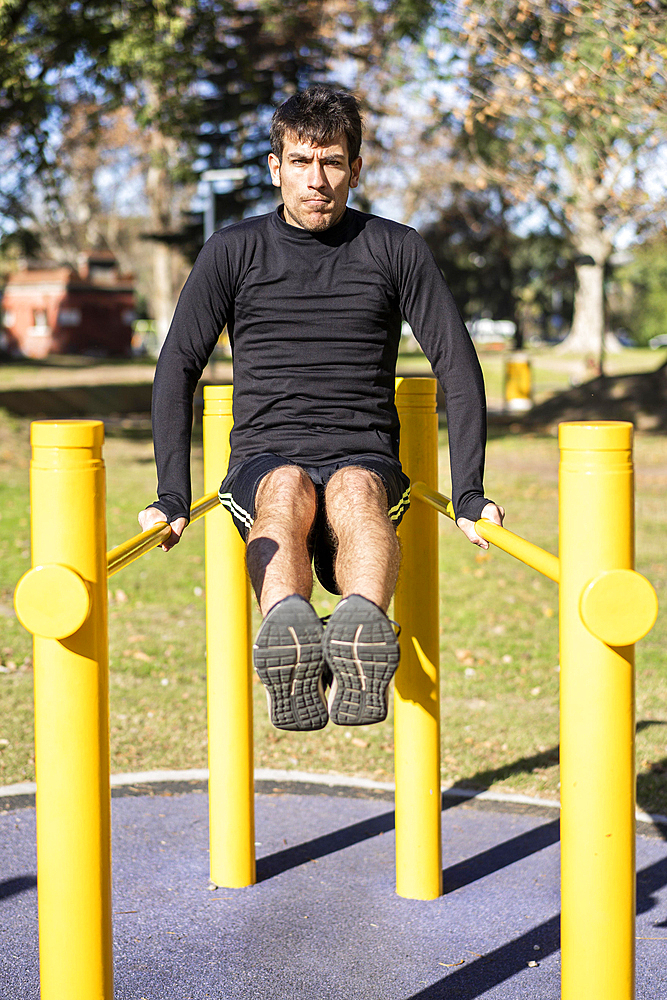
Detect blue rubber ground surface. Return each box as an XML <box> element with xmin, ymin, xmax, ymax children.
<box><xmin>2</xmin><ymin>787</ymin><xmax>667</xmax><ymax>999</ymax></box>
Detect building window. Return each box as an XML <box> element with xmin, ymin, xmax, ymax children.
<box><xmin>58</xmin><ymin>308</ymin><xmax>82</xmax><ymax>326</ymax></box>
<box><xmin>33</xmin><ymin>309</ymin><xmax>48</xmax><ymax>327</ymax></box>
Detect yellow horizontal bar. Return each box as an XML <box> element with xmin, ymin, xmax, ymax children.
<box><xmin>189</xmin><ymin>492</ymin><xmax>222</xmax><ymax>523</ymax></box>
<box><xmin>411</xmin><ymin>482</ymin><xmax>560</xmax><ymax>583</ymax></box>
<box><xmin>107</xmin><ymin>492</ymin><xmax>220</xmax><ymax>578</ymax></box>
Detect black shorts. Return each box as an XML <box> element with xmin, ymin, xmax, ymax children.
<box><xmin>218</xmin><ymin>452</ymin><xmax>411</xmax><ymax>596</ymax></box>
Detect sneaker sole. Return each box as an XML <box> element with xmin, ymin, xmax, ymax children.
<box><xmin>322</xmin><ymin>595</ymin><xmax>400</xmax><ymax>726</ymax></box>
<box><xmin>253</xmin><ymin>597</ymin><xmax>328</xmax><ymax>732</ymax></box>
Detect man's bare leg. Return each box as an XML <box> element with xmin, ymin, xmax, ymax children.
<box><xmin>321</xmin><ymin>466</ymin><xmax>401</xmax><ymax>726</ymax></box>
<box><xmin>247</xmin><ymin>465</ymin><xmax>328</xmax><ymax>731</ymax></box>
<box><xmin>246</xmin><ymin>465</ymin><xmax>316</xmax><ymax>615</ymax></box>
<box><xmin>324</xmin><ymin>466</ymin><xmax>400</xmax><ymax>612</ymax></box>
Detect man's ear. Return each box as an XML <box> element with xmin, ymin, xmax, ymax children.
<box><xmin>268</xmin><ymin>152</ymin><xmax>281</xmax><ymax>188</ymax></box>
<box><xmin>349</xmin><ymin>156</ymin><xmax>362</xmax><ymax>189</ymax></box>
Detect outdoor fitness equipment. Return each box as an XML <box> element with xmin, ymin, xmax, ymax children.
<box><xmin>13</xmin><ymin>379</ymin><xmax>658</xmax><ymax>1000</ymax></box>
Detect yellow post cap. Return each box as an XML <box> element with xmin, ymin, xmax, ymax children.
<box><xmin>558</xmin><ymin>421</ymin><xmax>633</xmax><ymax>451</ymax></box>
<box><xmin>31</xmin><ymin>420</ymin><xmax>104</xmax><ymax>449</ymax></box>
<box><xmin>203</xmin><ymin>384</ymin><xmax>233</xmax><ymax>414</ymax></box>
<box><xmin>395</xmin><ymin>377</ymin><xmax>437</xmax><ymax>409</ymax></box>
<box><xmin>14</xmin><ymin>564</ymin><xmax>91</xmax><ymax>638</ymax></box>
<box><xmin>580</xmin><ymin>569</ymin><xmax>658</xmax><ymax>646</ymax></box>
<box><xmin>395</xmin><ymin>376</ymin><xmax>436</xmax><ymax>394</ymax></box>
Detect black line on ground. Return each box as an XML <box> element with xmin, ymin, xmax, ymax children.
<box><xmin>443</xmin><ymin>819</ymin><xmax>560</xmax><ymax>893</ymax></box>
<box><xmin>0</xmin><ymin>875</ymin><xmax>37</xmax><ymax>900</ymax></box>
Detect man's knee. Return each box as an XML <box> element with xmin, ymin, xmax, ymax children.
<box><xmin>326</xmin><ymin>466</ymin><xmax>388</xmax><ymax>519</ymax></box>
<box><xmin>254</xmin><ymin>465</ymin><xmax>316</xmax><ymax>523</ymax></box>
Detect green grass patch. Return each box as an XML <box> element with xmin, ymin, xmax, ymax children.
<box><xmin>0</xmin><ymin>407</ymin><xmax>666</xmax><ymax>815</ymax></box>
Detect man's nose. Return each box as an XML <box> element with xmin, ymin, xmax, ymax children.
<box><xmin>306</xmin><ymin>160</ymin><xmax>328</xmax><ymax>188</ymax></box>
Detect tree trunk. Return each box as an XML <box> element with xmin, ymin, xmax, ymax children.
<box><xmin>562</xmin><ymin>257</ymin><xmax>605</xmax><ymax>353</ymax></box>
<box><xmin>152</xmin><ymin>240</ymin><xmax>174</xmax><ymax>352</ymax></box>
<box><xmin>146</xmin><ymin>125</ymin><xmax>179</xmax><ymax>354</ymax></box>
<box><xmin>557</xmin><ymin>203</ymin><xmax>611</xmax><ymax>357</ymax></box>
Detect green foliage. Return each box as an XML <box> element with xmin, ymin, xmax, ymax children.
<box><xmin>422</xmin><ymin>186</ymin><xmax>573</xmax><ymax>340</ymax></box>
<box><xmin>0</xmin><ymin>2</ymin><xmax>331</xmax><ymax>231</ymax></box>
<box><xmin>0</xmin><ymin>0</ymin><xmax>441</xmax><ymax>243</ymax></box>
<box><xmin>616</xmin><ymin>236</ymin><xmax>667</xmax><ymax>346</ymax></box>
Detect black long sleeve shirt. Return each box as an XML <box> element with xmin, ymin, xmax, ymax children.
<box><xmin>151</xmin><ymin>206</ymin><xmax>490</xmax><ymax>523</ymax></box>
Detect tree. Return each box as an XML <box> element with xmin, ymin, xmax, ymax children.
<box><xmin>2</xmin><ymin>1</ymin><xmax>437</xmax><ymax>341</ymax></box>
<box><xmin>1</xmin><ymin>0</ymin><xmax>443</xmax><ymax>347</ymax></box>
<box><xmin>613</xmin><ymin>232</ymin><xmax>667</xmax><ymax>345</ymax></box>
<box><xmin>397</xmin><ymin>0</ymin><xmax>667</xmax><ymax>359</ymax></box>
<box><xmin>422</xmin><ymin>187</ymin><xmax>574</xmax><ymax>344</ymax></box>
<box><xmin>1</xmin><ymin>2</ymin><xmax>332</xmax><ymax>340</ymax></box>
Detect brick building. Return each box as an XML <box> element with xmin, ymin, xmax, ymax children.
<box><xmin>1</xmin><ymin>253</ymin><xmax>136</xmax><ymax>359</ymax></box>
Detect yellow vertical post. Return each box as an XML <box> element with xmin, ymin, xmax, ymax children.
<box><xmin>559</xmin><ymin>421</ymin><xmax>635</xmax><ymax>1000</ymax></box>
<box><xmin>503</xmin><ymin>351</ymin><xmax>532</xmax><ymax>412</ymax></box>
<box><xmin>15</xmin><ymin>420</ymin><xmax>113</xmax><ymax>999</ymax></box>
<box><xmin>394</xmin><ymin>377</ymin><xmax>442</xmax><ymax>900</ymax></box>
<box><xmin>203</xmin><ymin>385</ymin><xmax>255</xmax><ymax>887</ymax></box>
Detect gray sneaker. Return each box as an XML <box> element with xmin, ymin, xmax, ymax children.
<box><xmin>253</xmin><ymin>595</ymin><xmax>328</xmax><ymax>731</ymax></box>
<box><xmin>322</xmin><ymin>594</ymin><xmax>400</xmax><ymax>726</ymax></box>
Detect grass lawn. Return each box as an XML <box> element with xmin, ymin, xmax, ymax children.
<box><xmin>1</xmin><ymin>404</ymin><xmax>666</xmax><ymax>815</ymax></box>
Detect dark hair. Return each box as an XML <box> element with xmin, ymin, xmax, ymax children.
<box><xmin>270</xmin><ymin>87</ymin><xmax>363</xmax><ymax>164</ymax></box>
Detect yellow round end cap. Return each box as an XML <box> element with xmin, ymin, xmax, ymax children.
<box><xmin>580</xmin><ymin>569</ymin><xmax>658</xmax><ymax>646</ymax></box>
<box><xmin>14</xmin><ymin>564</ymin><xmax>91</xmax><ymax>639</ymax></box>
<box><xmin>31</xmin><ymin>420</ymin><xmax>104</xmax><ymax>449</ymax></box>
<box><xmin>203</xmin><ymin>384</ymin><xmax>233</xmax><ymax>414</ymax></box>
<box><xmin>395</xmin><ymin>376</ymin><xmax>437</xmax><ymax>410</ymax></box>
<box><xmin>395</xmin><ymin>376</ymin><xmax>437</xmax><ymax>395</ymax></box>
<box><xmin>559</xmin><ymin>421</ymin><xmax>633</xmax><ymax>452</ymax></box>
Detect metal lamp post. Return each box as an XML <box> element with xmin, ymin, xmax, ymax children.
<box><xmin>202</xmin><ymin>168</ymin><xmax>247</xmax><ymax>241</ymax></box>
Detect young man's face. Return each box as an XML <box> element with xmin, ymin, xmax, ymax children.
<box><xmin>268</xmin><ymin>132</ymin><xmax>362</xmax><ymax>232</ymax></box>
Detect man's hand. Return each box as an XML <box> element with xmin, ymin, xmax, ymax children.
<box><xmin>138</xmin><ymin>507</ymin><xmax>188</xmax><ymax>552</ymax></box>
<box><xmin>456</xmin><ymin>502</ymin><xmax>505</xmax><ymax>550</ymax></box>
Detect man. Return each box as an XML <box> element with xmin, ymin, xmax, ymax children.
<box><xmin>139</xmin><ymin>86</ymin><xmax>504</xmax><ymax>734</ymax></box>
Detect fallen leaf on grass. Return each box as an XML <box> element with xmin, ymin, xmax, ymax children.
<box><xmin>132</xmin><ymin>651</ymin><xmax>151</xmax><ymax>662</ymax></box>
<box><xmin>351</xmin><ymin>738</ymin><xmax>368</xmax><ymax>748</ymax></box>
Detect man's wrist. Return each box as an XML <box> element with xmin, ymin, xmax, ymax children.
<box><xmin>455</xmin><ymin>495</ymin><xmax>493</xmax><ymax>523</ymax></box>
<box><xmin>146</xmin><ymin>501</ymin><xmax>190</xmax><ymax>524</ymax></box>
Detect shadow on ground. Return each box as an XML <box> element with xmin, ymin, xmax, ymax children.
<box><xmin>0</xmin><ymin>875</ymin><xmax>37</xmax><ymax>900</ymax></box>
